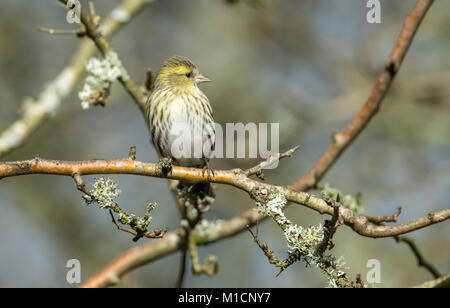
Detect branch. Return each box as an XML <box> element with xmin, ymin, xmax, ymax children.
<box><xmin>315</xmin><ymin>198</ymin><xmax>343</xmax><ymax>256</ymax></box>
<box><xmin>413</xmin><ymin>272</ymin><xmax>450</xmax><ymax>288</ymax></box>
<box><xmin>108</xmin><ymin>210</ymin><xmax>166</xmax><ymax>240</ymax></box>
<box><xmin>290</xmin><ymin>0</ymin><xmax>435</xmax><ymax>191</ymax></box>
<box><xmin>80</xmin><ymin>230</ymin><xmax>184</xmax><ymax>287</ymax></box>
<box><xmin>188</xmin><ymin>234</ymin><xmax>219</xmax><ymax>277</ymax></box>
<box><xmin>174</xmin><ymin>248</ymin><xmax>187</xmax><ymax>288</ymax></box>
<box><xmin>58</xmin><ymin>0</ymin><xmax>147</xmax><ymax>113</ymax></box>
<box><xmin>1</xmin><ymin>157</ymin><xmax>448</xmax><ymax>239</ymax></box>
<box><xmin>366</xmin><ymin>206</ymin><xmax>402</xmax><ymax>224</ymax></box>
<box><xmin>246</xmin><ymin>225</ymin><xmax>305</xmax><ymax>279</ymax></box>
<box><xmin>36</xmin><ymin>27</ymin><xmax>84</xmax><ymax>35</ymax></box>
<box><xmin>244</xmin><ymin>145</ymin><xmax>299</xmax><ymax>179</ymax></box>
<box><xmin>396</xmin><ymin>236</ymin><xmax>441</xmax><ymax>279</ymax></box>
<box><xmin>72</xmin><ymin>170</ymin><xmax>167</xmax><ymax>241</ymax></box>
<box><xmin>0</xmin><ymin>0</ymin><xmax>151</xmax><ymax>158</ymax></box>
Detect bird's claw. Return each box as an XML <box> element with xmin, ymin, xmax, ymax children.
<box><xmin>202</xmin><ymin>160</ymin><xmax>215</xmax><ymax>181</ymax></box>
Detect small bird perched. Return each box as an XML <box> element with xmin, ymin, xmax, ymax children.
<box><xmin>146</xmin><ymin>56</ymin><xmax>216</xmax><ymax>208</ymax></box>
<box><xmin>146</xmin><ymin>55</ymin><xmax>215</xmax><ymax>173</ymax></box>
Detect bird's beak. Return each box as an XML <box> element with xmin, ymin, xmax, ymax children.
<box><xmin>195</xmin><ymin>74</ymin><xmax>211</xmax><ymax>84</ymax></box>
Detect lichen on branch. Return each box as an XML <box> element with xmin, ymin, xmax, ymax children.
<box><xmin>79</xmin><ymin>51</ymin><xmax>128</xmax><ymax>109</ymax></box>
<box><xmin>77</xmin><ymin>175</ymin><xmax>166</xmax><ymax>241</ymax></box>
<box><xmin>251</xmin><ymin>188</ymin><xmax>351</xmax><ymax>287</ymax></box>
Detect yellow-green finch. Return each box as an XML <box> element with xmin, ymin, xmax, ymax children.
<box><xmin>146</xmin><ymin>56</ymin><xmax>215</xmax><ymax>178</ymax></box>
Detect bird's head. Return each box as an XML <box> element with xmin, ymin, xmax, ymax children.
<box><xmin>154</xmin><ymin>56</ymin><xmax>211</xmax><ymax>91</ymax></box>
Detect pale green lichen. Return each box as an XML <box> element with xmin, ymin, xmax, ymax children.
<box><xmin>321</xmin><ymin>182</ymin><xmax>364</xmax><ymax>213</ymax></box>
<box><xmin>256</xmin><ymin>191</ymin><xmax>286</xmax><ymax>219</ymax></box>
<box><xmin>256</xmin><ymin>191</ymin><xmax>349</xmax><ymax>288</ymax></box>
<box><xmin>89</xmin><ymin>176</ymin><xmax>121</xmax><ymax>209</ymax></box>
<box><xmin>127</xmin><ymin>202</ymin><xmax>155</xmax><ymax>234</ymax></box>
<box><xmin>285</xmin><ymin>224</ymin><xmax>325</xmax><ymax>254</ymax></box>
<box><xmin>79</xmin><ymin>51</ymin><xmax>126</xmax><ymax>109</ymax></box>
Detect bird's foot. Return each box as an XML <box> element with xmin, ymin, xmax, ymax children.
<box><xmin>202</xmin><ymin>160</ymin><xmax>215</xmax><ymax>181</ymax></box>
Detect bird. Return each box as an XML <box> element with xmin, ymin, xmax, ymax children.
<box><xmin>146</xmin><ymin>56</ymin><xmax>216</xmax><ymax>208</ymax></box>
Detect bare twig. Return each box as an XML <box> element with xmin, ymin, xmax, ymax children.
<box><xmin>188</xmin><ymin>234</ymin><xmax>218</xmax><ymax>277</ymax></box>
<box><xmin>366</xmin><ymin>206</ymin><xmax>403</xmax><ymax>224</ymax></box>
<box><xmin>174</xmin><ymin>248</ymin><xmax>188</xmax><ymax>288</ymax></box>
<box><xmin>244</xmin><ymin>145</ymin><xmax>299</xmax><ymax>179</ymax></box>
<box><xmin>246</xmin><ymin>224</ymin><xmax>315</xmax><ymax>281</ymax></box>
<box><xmin>396</xmin><ymin>236</ymin><xmax>441</xmax><ymax>279</ymax></box>
<box><xmin>246</xmin><ymin>225</ymin><xmax>280</xmax><ymax>267</ymax></box>
<box><xmin>37</xmin><ymin>27</ymin><xmax>85</xmax><ymax>35</ymax></box>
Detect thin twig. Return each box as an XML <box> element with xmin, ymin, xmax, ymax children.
<box><xmin>109</xmin><ymin>210</ymin><xmax>138</xmax><ymax>236</ymax></box>
<box><xmin>290</xmin><ymin>0</ymin><xmax>435</xmax><ymax>191</ymax></box>
<box><xmin>244</xmin><ymin>145</ymin><xmax>300</xmax><ymax>179</ymax></box>
<box><xmin>188</xmin><ymin>234</ymin><xmax>218</xmax><ymax>277</ymax></box>
<box><xmin>315</xmin><ymin>199</ymin><xmax>342</xmax><ymax>256</ymax></box>
<box><xmin>58</xmin><ymin>0</ymin><xmax>147</xmax><ymax>113</ymax></box>
<box><xmin>366</xmin><ymin>206</ymin><xmax>403</xmax><ymax>224</ymax></box>
<box><xmin>246</xmin><ymin>225</ymin><xmax>280</xmax><ymax>266</ymax></box>
<box><xmin>174</xmin><ymin>248</ymin><xmax>187</xmax><ymax>288</ymax></box>
<box><xmin>396</xmin><ymin>236</ymin><xmax>441</xmax><ymax>279</ymax></box>
<box><xmin>37</xmin><ymin>27</ymin><xmax>84</xmax><ymax>35</ymax></box>
<box><xmin>0</xmin><ymin>0</ymin><xmax>151</xmax><ymax>158</ymax></box>
<box><xmin>72</xmin><ymin>170</ymin><xmax>167</xmax><ymax>241</ymax></box>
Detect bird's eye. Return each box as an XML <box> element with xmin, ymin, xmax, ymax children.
<box><xmin>185</xmin><ymin>72</ymin><xmax>192</xmax><ymax>78</ymax></box>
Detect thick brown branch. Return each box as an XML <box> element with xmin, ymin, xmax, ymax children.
<box><xmin>290</xmin><ymin>0</ymin><xmax>435</xmax><ymax>191</ymax></box>
<box><xmin>1</xmin><ymin>157</ymin><xmax>448</xmax><ymax>239</ymax></box>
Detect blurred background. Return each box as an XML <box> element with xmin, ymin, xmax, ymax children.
<box><xmin>0</xmin><ymin>0</ymin><xmax>448</xmax><ymax>287</ymax></box>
